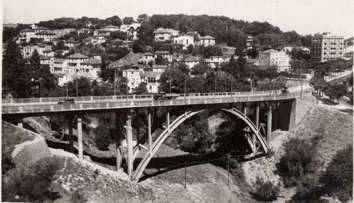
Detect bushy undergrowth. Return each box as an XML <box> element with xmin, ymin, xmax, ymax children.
<box><xmin>2</xmin><ymin>156</ymin><xmax>63</xmax><ymax>202</ymax></box>
<box><xmin>319</xmin><ymin>144</ymin><xmax>353</xmax><ymax>202</ymax></box>
<box><xmin>251</xmin><ymin>177</ymin><xmax>280</xmax><ymax>202</ymax></box>
<box><xmin>276</xmin><ymin>137</ymin><xmax>320</xmax><ymax>187</ymax></box>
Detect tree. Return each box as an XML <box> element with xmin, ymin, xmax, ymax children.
<box><xmin>123</xmin><ymin>17</ymin><xmax>135</xmax><ymax>25</ymax></box>
<box><xmin>110</xmin><ymin>31</ymin><xmax>127</xmax><ymax>40</ymax></box>
<box><xmin>276</xmin><ymin>138</ymin><xmax>320</xmax><ymax>187</ymax></box>
<box><xmin>132</xmin><ymin>40</ymin><xmax>145</xmax><ymax>53</ymax></box>
<box><xmin>105</xmin><ymin>15</ymin><xmax>122</xmax><ymax>27</ymax></box>
<box><xmin>135</xmin><ymin>82</ymin><xmax>148</xmax><ymax>94</ymax></box>
<box><xmin>2</xmin><ymin>41</ymin><xmax>31</xmax><ymax>98</ymax></box>
<box><xmin>190</xmin><ymin>63</ymin><xmax>209</xmax><ymax>76</ymax></box>
<box><xmin>137</xmin><ymin>14</ymin><xmax>149</xmax><ymax>23</ymax></box>
<box><xmin>67</xmin><ymin>77</ymin><xmax>92</xmax><ymax>96</ymax></box>
<box><xmin>159</xmin><ymin>69</ymin><xmax>187</xmax><ymax>93</ymax></box>
<box><xmin>320</xmin><ymin>145</ymin><xmax>353</xmax><ymax>202</ymax></box>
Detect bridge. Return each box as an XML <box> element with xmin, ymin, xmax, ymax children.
<box><xmin>2</xmin><ymin>83</ymin><xmax>312</xmax><ymax>182</ymax></box>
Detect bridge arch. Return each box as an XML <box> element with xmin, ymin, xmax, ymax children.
<box><xmin>132</xmin><ymin>108</ymin><xmax>269</xmax><ymax>182</ymax></box>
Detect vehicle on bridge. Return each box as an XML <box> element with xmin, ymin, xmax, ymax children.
<box><xmin>153</xmin><ymin>92</ymin><xmax>180</xmax><ymax>100</ymax></box>
<box><xmin>281</xmin><ymin>86</ymin><xmax>289</xmax><ymax>94</ymax></box>
<box><xmin>58</xmin><ymin>98</ymin><xmax>75</xmax><ymax>105</ymax></box>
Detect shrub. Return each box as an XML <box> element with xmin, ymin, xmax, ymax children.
<box><xmin>94</xmin><ymin>123</ymin><xmax>113</xmax><ymax>150</ymax></box>
<box><xmin>276</xmin><ymin>138</ymin><xmax>319</xmax><ymax>187</ymax></box>
<box><xmin>320</xmin><ymin>145</ymin><xmax>353</xmax><ymax>202</ymax></box>
<box><xmin>2</xmin><ymin>156</ymin><xmax>63</xmax><ymax>202</ymax></box>
<box><xmin>252</xmin><ymin>177</ymin><xmax>280</xmax><ymax>202</ymax></box>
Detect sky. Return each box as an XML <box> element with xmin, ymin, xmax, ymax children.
<box><xmin>3</xmin><ymin>0</ymin><xmax>354</xmax><ymax>38</ymax></box>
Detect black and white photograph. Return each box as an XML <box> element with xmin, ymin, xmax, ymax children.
<box><xmin>1</xmin><ymin>0</ymin><xmax>353</xmax><ymax>202</ymax></box>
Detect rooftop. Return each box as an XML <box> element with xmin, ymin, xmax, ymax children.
<box><xmin>68</xmin><ymin>53</ymin><xmax>88</xmax><ymax>59</ymax></box>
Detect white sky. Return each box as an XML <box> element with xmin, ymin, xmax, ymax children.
<box><xmin>3</xmin><ymin>0</ymin><xmax>354</xmax><ymax>37</ymax></box>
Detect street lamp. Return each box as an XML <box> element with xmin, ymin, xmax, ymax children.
<box><xmin>247</xmin><ymin>78</ymin><xmax>253</xmax><ymax>93</ymax></box>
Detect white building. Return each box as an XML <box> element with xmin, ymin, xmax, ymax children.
<box><xmin>344</xmin><ymin>37</ymin><xmax>354</xmax><ymax>59</ymax></box>
<box><xmin>155</xmin><ymin>51</ymin><xmax>172</xmax><ymax>63</ymax></box>
<box><xmin>196</xmin><ymin>35</ymin><xmax>216</xmax><ymax>47</ymax></box>
<box><xmin>311</xmin><ymin>32</ymin><xmax>344</xmax><ymax>62</ymax></box>
<box><xmin>256</xmin><ymin>49</ymin><xmax>291</xmax><ymax>72</ymax></box>
<box><xmin>154</xmin><ymin>28</ymin><xmax>179</xmax><ymax>41</ymax></box>
<box><xmin>152</xmin><ymin>65</ymin><xmax>168</xmax><ymax>73</ymax></box>
<box><xmin>17</xmin><ymin>29</ymin><xmax>36</xmax><ymax>44</ymax></box>
<box><xmin>50</xmin><ymin>53</ymin><xmax>102</xmax><ymax>86</ymax></box>
<box><xmin>123</xmin><ymin>69</ymin><xmax>142</xmax><ymax>93</ymax></box>
<box><xmin>139</xmin><ymin>52</ymin><xmax>155</xmax><ymax>64</ymax></box>
<box><xmin>21</xmin><ymin>44</ymin><xmax>53</xmax><ymax>59</ymax></box>
<box><xmin>173</xmin><ymin>34</ymin><xmax>195</xmax><ymax>49</ymax></box>
<box><xmin>35</xmin><ymin>31</ymin><xmax>57</xmax><ymax>42</ymax></box>
<box><xmin>102</xmin><ymin>25</ymin><xmax>120</xmax><ymax>32</ymax></box>
<box><xmin>141</xmin><ymin>71</ymin><xmax>162</xmax><ymax>93</ymax></box>
<box><xmin>205</xmin><ymin>56</ymin><xmax>230</xmax><ymax>68</ymax></box>
<box><xmin>184</xmin><ymin>55</ymin><xmax>201</xmax><ymax>69</ymax></box>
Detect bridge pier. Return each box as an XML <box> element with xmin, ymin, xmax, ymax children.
<box><xmin>17</xmin><ymin>120</ymin><xmax>23</xmax><ymax>128</ymax></box>
<box><xmin>255</xmin><ymin>104</ymin><xmax>260</xmax><ymax>130</ymax></box>
<box><xmin>77</xmin><ymin>117</ymin><xmax>83</xmax><ymax>160</ymax></box>
<box><xmin>68</xmin><ymin>116</ymin><xmax>74</xmax><ymax>153</ymax></box>
<box><xmin>289</xmin><ymin>99</ymin><xmax>297</xmax><ymax>130</ymax></box>
<box><xmin>147</xmin><ymin>112</ymin><xmax>152</xmax><ymax>150</ymax></box>
<box><xmin>267</xmin><ymin>105</ymin><xmax>272</xmax><ymax>144</ymax></box>
<box><xmin>126</xmin><ymin>111</ymin><xmax>133</xmax><ymax>177</ymax></box>
<box><xmin>166</xmin><ymin>110</ymin><xmax>170</xmax><ymax>130</ymax></box>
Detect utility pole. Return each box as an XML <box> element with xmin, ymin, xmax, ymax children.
<box><xmin>184</xmin><ymin>77</ymin><xmax>187</xmax><ymax>102</ymax></box>
<box><xmin>227</xmin><ymin>153</ymin><xmax>230</xmax><ymax>186</ymax></box>
<box><xmin>76</xmin><ymin>78</ymin><xmax>79</xmax><ymax>97</ymax></box>
<box><xmin>169</xmin><ymin>79</ymin><xmax>172</xmax><ymax>94</ymax></box>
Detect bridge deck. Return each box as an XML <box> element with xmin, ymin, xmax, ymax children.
<box><xmin>2</xmin><ymin>86</ymin><xmax>312</xmax><ymax>116</ymax></box>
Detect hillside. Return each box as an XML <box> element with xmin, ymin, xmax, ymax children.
<box><xmin>242</xmin><ymin>105</ymin><xmax>353</xmax><ymax>201</ymax></box>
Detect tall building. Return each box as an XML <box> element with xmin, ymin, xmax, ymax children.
<box><xmin>311</xmin><ymin>32</ymin><xmax>344</xmax><ymax>62</ymax></box>
<box><xmin>344</xmin><ymin>37</ymin><xmax>354</xmax><ymax>59</ymax></box>
<box><xmin>256</xmin><ymin>49</ymin><xmax>291</xmax><ymax>72</ymax></box>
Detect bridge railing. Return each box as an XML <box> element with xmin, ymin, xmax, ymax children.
<box><xmin>2</xmin><ymin>86</ymin><xmax>309</xmax><ymax>105</ymax></box>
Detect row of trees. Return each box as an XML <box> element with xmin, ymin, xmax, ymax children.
<box><xmin>137</xmin><ymin>14</ymin><xmax>311</xmax><ymax>50</ymax></box>
<box><xmin>37</xmin><ymin>15</ymin><xmax>142</xmax><ymax>30</ymax></box>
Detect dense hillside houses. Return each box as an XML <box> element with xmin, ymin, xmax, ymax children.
<box><xmin>49</xmin><ymin>53</ymin><xmax>102</xmax><ymax>86</ymax></box>
<box><xmin>5</xmin><ymin>14</ymin><xmax>325</xmax><ymax>97</ymax></box>
<box><xmin>21</xmin><ymin>44</ymin><xmax>54</xmax><ymax>58</ymax></box>
<box><xmin>256</xmin><ymin>49</ymin><xmax>291</xmax><ymax>72</ymax></box>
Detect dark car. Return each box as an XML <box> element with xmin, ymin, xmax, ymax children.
<box><xmin>281</xmin><ymin>87</ymin><xmax>289</xmax><ymax>94</ymax></box>
<box><xmin>58</xmin><ymin>98</ymin><xmax>75</xmax><ymax>105</ymax></box>
<box><xmin>153</xmin><ymin>93</ymin><xmax>179</xmax><ymax>100</ymax></box>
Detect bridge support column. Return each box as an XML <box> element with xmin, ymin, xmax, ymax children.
<box><xmin>17</xmin><ymin>120</ymin><xmax>23</xmax><ymax>128</ymax></box>
<box><xmin>255</xmin><ymin>105</ymin><xmax>260</xmax><ymax>130</ymax></box>
<box><xmin>77</xmin><ymin>117</ymin><xmax>83</xmax><ymax>160</ymax></box>
<box><xmin>243</xmin><ymin>103</ymin><xmax>247</xmax><ymax>116</ymax></box>
<box><xmin>166</xmin><ymin>111</ymin><xmax>170</xmax><ymax>130</ymax></box>
<box><xmin>148</xmin><ymin>112</ymin><xmax>152</xmax><ymax>150</ymax></box>
<box><xmin>126</xmin><ymin>112</ymin><xmax>133</xmax><ymax>177</ymax></box>
<box><xmin>289</xmin><ymin>99</ymin><xmax>297</xmax><ymax>130</ymax></box>
<box><xmin>68</xmin><ymin>116</ymin><xmax>74</xmax><ymax>153</ymax></box>
<box><xmin>267</xmin><ymin>105</ymin><xmax>272</xmax><ymax>144</ymax></box>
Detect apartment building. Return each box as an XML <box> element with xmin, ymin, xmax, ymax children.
<box><xmin>173</xmin><ymin>34</ymin><xmax>195</xmax><ymax>49</ymax></box>
<box><xmin>154</xmin><ymin>28</ymin><xmax>179</xmax><ymax>41</ymax></box>
<box><xmin>257</xmin><ymin>49</ymin><xmax>291</xmax><ymax>72</ymax></box>
<box><xmin>344</xmin><ymin>37</ymin><xmax>353</xmax><ymax>59</ymax></box>
<box><xmin>196</xmin><ymin>35</ymin><xmax>216</xmax><ymax>47</ymax></box>
<box><xmin>50</xmin><ymin>53</ymin><xmax>102</xmax><ymax>86</ymax></box>
<box><xmin>311</xmin><ymin>32</ymin><xmax>344</xmax><ymax>62</ymax></box>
